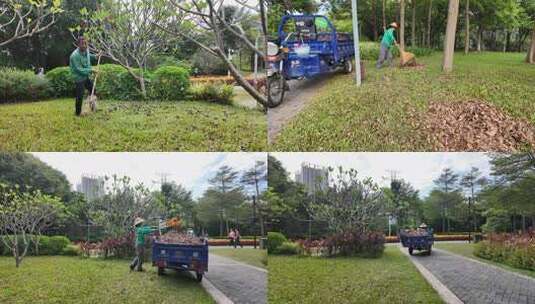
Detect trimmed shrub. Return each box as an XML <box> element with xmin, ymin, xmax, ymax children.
<box><xmin>267</xmin><ymin>232</ymin><xmax>287</xmax><ymax>254</ymax></box>
<box><xmin>150</xmin><ymin>66</ymin><xmax>190</xmax><ymax>100</ymax></box>
<box><xmin>0</xmin><ymin>235</ymin><xmax>70</xmax><ymax>256</ymax></box>
<box><xmin>62</xmin><ymin>244</ymin><xmax>82</xmax><ymax>256</ymax></box>
<box><xmin>189</xmin><ymin>83</ymin><xmax>234</xmax><ymax>104</ymax></box>
<box><xmin>46</xmin><ymin>66</ymin><xmax>75</xmax><ymax>97</ymax></box>
<box><xmin>47</xmin><ymin>236</ymin><xmax>71</xmax><ymax>255</ymax></box>
<box><xmin>474</xmin><ymin>231</ymin><xmax>535</xmax><ymax>271</ymax></box>
<box><xmin>93</xmin><ymin>64</ymin><xmax>145</xmax><ymax>100</ymax></box>
<box><xmin>274</xmin><ymin>241</ymin><xmax>301</xmax><ymax>255</ymax></box>
<box><xmin>323</xmin><ymin>230</ymin><xmax>385</xmax><ymax>258</ymax></box>
<box><xmin>0</xmin><ymin>67</ymin><xmax>52</xmax><ymax>103</ymax></box>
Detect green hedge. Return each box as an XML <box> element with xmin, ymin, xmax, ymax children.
<box><xmin>46</xmin><ymin>67</ymin><xmax>75</xmax><ymax>97</ymax></box>
<box><xmin>46</xmin><ymin>64</ymin><xmax>195</xmax><ymax>101</ymax></box>
<box><xmin>189</xmin><ymin>83</ymin><xmax>234</xmax><ymax>104</ymax></box>
<box><xmin>0</xmin><ymin>235</ymin><xmax>71</xmax><ymax>256</ymax></box>
<box><xmin>267</xmin><ymin>232</ymin><xmax>287</xmax><ymax>254</ymax></box>
<box><xmin>0</xmin><ymin>68</ymin><xmax>52</xmax><ymax>103</ymax></box>
<box><xmin>474</xmin><ymin>237</ymin><xmax>535</xmax><ymax>271</ymax></box>
<box><xmin>273</xmin><ymin>241</ymin><xmax>301</xmax><ymax>255</ymax></box>
<box><xmin>150</xmin><ymin>66</ymin><xmax>190</xmax><ymax>100</ymax></box>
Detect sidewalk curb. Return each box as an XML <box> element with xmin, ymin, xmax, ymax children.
<box><xmin>202</xmin><ymin>278</ymin><xmax>234</xmax><ymax>304</ymax></box>
<box><xmin>398</xmin><ymin>246</ymin><xmax>463</xmax><ymax>304</ymax></box>
<box><xmin>433</xmin><ymin>247</ymin><xmax>535</xmax><ymax>283</ymax></box>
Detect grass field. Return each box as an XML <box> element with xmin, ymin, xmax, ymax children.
<box><xmin>268</xmin><ymin>246</ymin><xmax>443</xmax><ymax>304</ymax></box>
<box><xmin>435</xmin><ymin>242</ymin><xmax>535</xmax><ymax>278</ymax></box>
<box><xmin>0</xmin><ymin>98</ymin><xmax>266</xmax><ymax>151</ymax></box>
<box><xmin>0</xmin><ymin>256</ymin><xmax>214</xmax><ymax>304</ymax></box>
<box><xmin>272</xmin><ymin>52</ymin><xmax>535</xmax><ymax>151</ymax></box>
<box><xmin>211</xmin><ymin>248</ymin><xmax>267</xmax><ymax>269</ymax></box>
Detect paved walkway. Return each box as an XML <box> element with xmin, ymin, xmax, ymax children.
<box><xmin>205</xmin><ymin>253</ymin><xmax>267</xmax><ymax>304</ymax></box>
<box><xmin>404</xmin><ymin>247</ymin><xmax>535</xmax><ymax>304</ymax></box>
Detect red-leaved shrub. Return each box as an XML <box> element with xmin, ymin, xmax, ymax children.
<box><xmin>474</xmin><ymin>230</ymin><xmax>535</xmax><ymax>271</ymax></box>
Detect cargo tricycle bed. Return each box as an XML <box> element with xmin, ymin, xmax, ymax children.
<box><xmin>152</xmin><ymin>239</ymin><xmax>208</xmax><ymax>282</ymax></box>
<box><xmin>399</xmin><ymin>229</ymin><xmax>434</xmax><ymax>256</ymax></box>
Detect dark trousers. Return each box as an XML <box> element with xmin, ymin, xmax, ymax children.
<box><xmin>75</xmin><ymin>78</ymin><xmax>93</xmax><ymax>116</ymax></box>
<box><xmin>130</xmin><ymin>245</ymin><xmax>144</xmax><ymax>271</ymax></box>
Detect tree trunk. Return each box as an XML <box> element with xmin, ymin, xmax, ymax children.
<box><xmin>503</xmin><ymin>30</ymin><xmax>508</xmax><ymax>52</ymax></box>
<box><xmin>400</xmin><ymin>0</ymin><xmax>405</xmax><ymax>51</ymax></box>
<box><xmin>411</xmin><ymin>0</ymin><xmax>416</xmax><ymax>47</ymax></box>
<box><xmin>382</xmin><ymin>0</ymin><xmax>387</xmax><ymax>31</ymax></box>
<box><xmin>372</xmin><ymin>0</ymin><xmax>378</xmax><ymax>41</ymax></box>
<box><xmin>259</xmin><ymin>215</ymin><xmax>265</xmax><ymax>237</ymax></box>
<box><xmin>477</xmin><ymin>26</ymin><xmax>482</xmax><ymax>52</ymax></box>
<box><xmin>427</xmin><ymin>0</ymin><xmax>433</xmax><ymax>47</ymax></box>
<box><xmin>527</xmin><ymin>25</ymin><xmax>535</xmax><ymax>64</ymax></box>
<box><xmin>464</xmin><ymin>0</ymin><xmax>470</xmax><ymax>54</ymax></box>
<box><xmin>443</xmin><ymin>0</ymin><xmax>460</xmax><ymax>72</ymax></box>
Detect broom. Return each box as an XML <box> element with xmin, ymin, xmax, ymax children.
<box><xmin>82</xmin><ymin>52</ymin><xmax>102</xmax><ymax>115</ymax></box>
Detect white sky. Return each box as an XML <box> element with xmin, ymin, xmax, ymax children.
<box><xmin>270</xmin><ymin>153</ymin><xmax>492</xmax><ymax>198</ymax></box>
<box><xmin>31</xmin><ymin>153</ymin><xmax>267</xmax><ymax>198</ymax></box>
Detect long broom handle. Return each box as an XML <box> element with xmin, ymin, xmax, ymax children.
<box><xmin>90</xmin><ymin>53</ymin><xmax>102</xmax><ymax>97</ymax></box>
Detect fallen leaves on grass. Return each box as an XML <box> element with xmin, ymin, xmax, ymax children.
<box><xmin>422</xmin><ymin>100</ymin><xmax>535</xmax><ymax>151</ymax></box>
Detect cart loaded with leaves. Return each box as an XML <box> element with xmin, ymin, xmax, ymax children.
<box><xmin>151</xmin><ymin>218</ymin><xmax>208</xmax><ymax>282</ymax></box>
<box><xmin>399</xmin><ymin>228</ymin><xmax>434</xmax><ymax>256</ymax></box>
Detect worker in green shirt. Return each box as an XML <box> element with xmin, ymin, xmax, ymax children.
<box><xmin>376</xmin><ymin>22</ymin><xmax>399</xmax><ymax>69</ymax></box>
<box><xmin>130</xmin><ymin>217</ymin><xmax>160</xmax><ymax>272</ymax></box>
<box><xmin>69</xmin><ymin>36</ymin><xmax>97</xmax><ymax>116</ymax></box>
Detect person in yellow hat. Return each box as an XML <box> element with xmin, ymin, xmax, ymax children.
<box><xmin>376</xmin><ymin>22</ymin><xmax>399</xmax><ymax>69</ymax></box>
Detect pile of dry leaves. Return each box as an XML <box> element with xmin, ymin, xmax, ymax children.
<box><xmin>157</xmin><ymin>231</ymin><xmax>204</xmax><ymax>245</ymax></box>
<box><xmin>422</xmin><ymin>100</ymin><xmax>535</xmax><ymax>151</ymax></box>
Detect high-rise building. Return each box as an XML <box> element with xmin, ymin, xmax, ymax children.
<box><xmin>76</xmin><ymin>175</ymin><xmax>105</xmax><ymax>201</ymax></box>
<box><xmin>295</xmin><ymin>163</ymin><xmax>328</xmax><ymax>194</ymax></box>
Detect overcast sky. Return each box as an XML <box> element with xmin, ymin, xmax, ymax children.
<box><xmin>270</xmin><ymin>153</ymin><xmax>492</xmax><ymax>198</ymax></box>
<box><xmin>31</xmin><ymin>153</ymin><xmax>267</xmax><ymax>198</ymax></box>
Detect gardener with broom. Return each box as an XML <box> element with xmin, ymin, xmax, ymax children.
<box><xmin>376</xmin><ymin>22</ymin><xmax>399</xmax><ymax>69</ymax></box>
<box><xmin>69</xmin><ymin>36</ymin><xmax>97</xmax><ymax>116</ymax></box>
<box><xmin>130</xmin><ymin>217</ymin><xmax>166</xmax><ymax>272</ymax></box>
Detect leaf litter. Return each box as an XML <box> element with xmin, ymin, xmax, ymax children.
<box><xmin>421</xmin><ymin>100</ymin><xmax>535</xmax><ymax>151</ymax></box>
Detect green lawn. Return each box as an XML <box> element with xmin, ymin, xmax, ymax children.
<box><xmin>0</xmin><ymin>98</ymin><xmax>266</xmax><ymax>151</ymax></box>
<box><xmin>435</xmin><ymin>242</ymin><xmax>535</xmax><ymax>278</ymax></box>
<box><xmin>0</xmin><ymin>256</ymin><xmax>214</xmax><ymax>304</ymax></box>
<box><xmin>268</xmin><ymin>246</ymin><xmax>443</xmax><ymax>304</ymax></box>
<box><xmin>211</xmin><ymin>248</ymin><xmax>267</xmax><ymax>269</ymax></box>
<box><xmin>272</xmin><ymin>52</ymin><xmax>535</xmax><ymax>151</ymax></box>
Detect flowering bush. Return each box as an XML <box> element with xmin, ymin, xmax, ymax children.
<box><xmin>79</xmin><ymin>232</ymin><xmax>135</xmax><ymax>258</ymax></box>
<box><xmin>323</xmin><ymin>231</ymin><xmax>385</xmax><ymax>258</ymax></box>
<box><xmin>474</xmin><ymin>230</ymin><xmax>535</xmax><ymax>271</ymax></box>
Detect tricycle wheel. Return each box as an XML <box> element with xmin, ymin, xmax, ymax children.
<box><xmin>408</xmin><ymin>247</ymin><xmax>414</xmax><ymax>255</ymax></box>
<box><xmin>267</xmin><ymin>74</ymin><xmax>285</xmax><ymax>108</ymax></box>
<box><xmin>427</xmin><ymin>247</ymin><xmax>432</xmax><ymax>256</ymax></box>
<box><xmin>343</xmin><ymin>59</ymin><xmax>353</xmax><ymax>74</ymax></box>
<box><xmin>196</xmin><ymin>272</ymin><xmax>203</xmax><ymax>282</ymax></box>
<box><xmin>157</xmin><ymin>267</ymin><xmax>165</xmax><ymax>276</ymax></box>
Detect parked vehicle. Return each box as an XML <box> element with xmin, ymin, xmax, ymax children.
<box><xmin>267</xmin><ymin>14</ymin><xmax>355</xmax><ymax>107</ymax></box>
<box><xmin>399</xmin><ymin>229</ymin><xmax>434</xmax><ymax>256</ymax></box>
<box><xmin>151</xmin><ymin>235</ymin><xmax>208</xmax><ymax>282</ymax></box>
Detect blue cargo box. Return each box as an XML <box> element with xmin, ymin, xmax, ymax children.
<box><xmin>152</xmin><ymin>240</ymin><xmax>208</xmax><ymax>282</ymax></box>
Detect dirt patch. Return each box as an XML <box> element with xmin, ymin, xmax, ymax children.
<box><xmin>422</xmin><ymin>100</ymin><xmax>535</xmax><ymax>151</ymax></box>
<box><xmin>400</xmin><ymin>63</ymin><xmax>426</xmax><ymax>70</ymax></box>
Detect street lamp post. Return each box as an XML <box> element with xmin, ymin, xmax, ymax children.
<box><xmin>351</xmin><ymin>0</ymin><xmax>362</xmax><ymax>86</ymax></box>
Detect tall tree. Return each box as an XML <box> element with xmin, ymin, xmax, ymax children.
<box><xmin>399</xmin><ymin>0</ymin><xmax>405</xmax><ymax>50</ymax></box>
<box><xmin>0</xmin><ymin>153</ymin><xmax>71</xmax><ymax>201</ymax></box>
<box><xmin>411</xmin><ymin>0</ymin><xmax>416</xmax><ymax>47</ymax></box>
<box><xmin>528</xmin><ymin>22</ymin><xmax>535</xmax><ymax>63</ymax></box>
<box><xmin>241</xmin><ymin>161</ymin><xmax>267</xmax><ymax>236</ymax></box>
<box><xmin>433</xmin><ymin>167</ymin><xmax>459</xmax><ymax>232</ymax></box>
<box><xmin>427</xmin><ymin>0</ymin><xmax>433</xmax><ymax>47</ymax></box>
<box><xmin>0</xmin><ymin>0</ymin><xmax>62</xmax><ymax>47</ymax></box>
<box><xmin>443</xmin><ymin>0</ymin><xmax>460</xmax><ymax>72</ymax></box>
<box><xmin>464</xmin><ymin>0</ymin><xmax>470</xmax><ymax>54</ymax></box>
